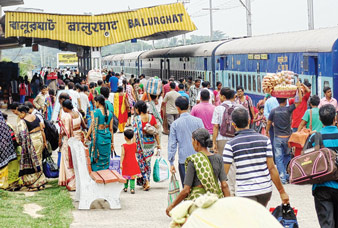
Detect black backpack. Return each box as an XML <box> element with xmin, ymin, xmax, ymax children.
<box><xmin>272</xmin><ymin>204</ymin><xmax>299</xmax><ymax>228</ymax></box>
<box><xmin>105</xmin><ymin>102</ymin><xmax>119</xmax><ymax>133</ymax></box>
<box><xmin>44</xmin><ymin>118</ymin><xmax>59</xmax><ymax>150</ymax></box>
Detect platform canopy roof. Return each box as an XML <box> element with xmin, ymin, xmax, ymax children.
<box><xmin>0</xmin><ymin>0</ymin><xmax>24</xmax><ymax>7</ymax></box>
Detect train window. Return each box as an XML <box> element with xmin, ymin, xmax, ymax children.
<box><xmin>304</xmin><ymin>78</ymin><xmax>309</xmax><ymax>85</ymax></box>
<box><xmin>253</xmin><ymin>75</ymin><xmax>257</xmax><ymax>92</ymax></box>
<box><xmin>324</xmin><ymin>81</ymin><xmax>330</xmax><ymax>89</ymax></box>
<box><xmin>244</xmin><ymin>74</ymin><xmax>247</xmax><ymax>90</ymax></box>
<box><xmin>216</xmin><ymin>72</ymin><xmax>219</xmax><ymax>82</ymax></box>
<box><xmin>257</xmin><ymin>75</ymin><xmax>261</xmax><ymax>93</ymax></box>
<box><xmin>232</xmin><ymin>74</ymin><xmax>235</xmax><ymax>88</ymax></box>
<box><xmin>228</xmin><ymin>74</ymin><xmax>231</xmax><ymax>87</ymax></box>
<box><xmin>248</xmin><ymin>75</ymin><xmax>252</xmax><ymax>91</ymax></box>
<box><xmin>303</xmin><ymin>56</ymin><xmax>309</xmax><ymax>71</ymax></box>
<box><xmin>240</xmin><ymin>74</ymin><xmax>243</xmax><ymax>86</ymax></box>
<box><xmin>236</xmin><ymin>74</ymin><xmax>239</xmax><ymax>88</ymax></box>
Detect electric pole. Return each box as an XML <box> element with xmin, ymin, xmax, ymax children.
<box><xmin>203</xmin><ymin>0</ymin><xmax>219</xmax><ymax>41</ymax></box>
<box><xmin>178</xmin><ymin>0</ymin><xmax>190</xmax><ymax>45</ymax></box>
<box><xmin>239</xmin><ymin>0</ymin><xmax>252</xmax><ymax>37</ymax></box>
<box><xmin>307</xmin><ymin>0</ymin><xmax>314</xmax><ymax>30</ymax></box>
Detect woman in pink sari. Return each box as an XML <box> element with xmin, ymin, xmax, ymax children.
<box><xmin>213</xmin><ymin>81</ymin><xmax>222</xmax><ymax>106</ymax></box>
<box><xmin>58</xmin><ymin>99</ymin><xmax>86</xmax><ymax>191</ymax></box>
<box><xmin>123</xmin><ymin>79</ymin><xmax>136</xmax><ymax>126</ymax></box>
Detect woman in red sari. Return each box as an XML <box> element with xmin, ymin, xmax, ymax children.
<box><xmin>114</xmin><ymin>86</ymin><xmax>130</xmax><ymax>132</ymax></box>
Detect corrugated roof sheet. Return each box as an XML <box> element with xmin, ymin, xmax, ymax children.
<box><xmin>5</xmin><ymin>3</ymin><xmax>196</xmax><ymax>47</ymax></box>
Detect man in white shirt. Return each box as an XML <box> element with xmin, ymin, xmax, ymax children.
<box><xmin>140</xmin><ymin>74</ymin><xmax>147</xmax><ymax>91</ymax></box>
<box><xmin>78</xmin><ymin>85</ymin><xmax>90</xmax><ymax>116</ymax></box>
<box><xmin>197</xmin><ymin>81</ymin><xmax>214</xmax><ymax>105</ymax></box>
<box><xmin>212</xmin><ymin>87</ymin><xmax>242</xmax><ymax>195</ymax></box>
<box><xmin>67</xmin><ymin>82</ymin><xmax>80</xmax><ymax>110</ymax></box>
<box><xmin>117</xmin><ymin>73</ymin><xmax>123</xmax><ymax>87</ymax></box>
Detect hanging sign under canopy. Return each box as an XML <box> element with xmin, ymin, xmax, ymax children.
<box><xmin>5</xmin><ymin>3</ymin><xmax>196</xmax><ymax>47</ymax></box>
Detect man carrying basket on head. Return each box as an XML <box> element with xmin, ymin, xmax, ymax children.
<box><xmin>145</xmin><ymin>77</ymin><xmax>163</xmax><ymax>144</ymax></box>
<box><xmin>266</xmin><ymin>81</ymin><xmax>303</xmax><ymax>184</ymax></box>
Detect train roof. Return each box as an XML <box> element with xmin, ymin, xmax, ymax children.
<box><xmin>111</xmin><ymin>54</ymin><xmax>125</xmax><ymax>61</ymax></box>
<box><xmin>139</xmin><ymin>48</ymin><xmax>171</xmax><ymax>59</ymax></box>
<box><xmin>215</xmin><ymin>26</ymin><xmax>338</xmax><ymax>55</ymax></box>
<box><xmin>167</xmin><ymin>40</ymin><xmax>226</xmax><ymax>57</ymax></box>
<box><xmin>121</xmin><ymin>51</ymin><xmax>144</xmax><ymax>60</ymax></box>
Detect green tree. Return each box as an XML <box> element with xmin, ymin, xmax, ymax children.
<box><xmin>19</xmin><ymin>58</ymin><xmax>34</xmax><ymax>76</ymax></box>
<box><xmin>212</xmin><ymin>30</ymin><xmax>227</xmax><ymax>41</ymax></box>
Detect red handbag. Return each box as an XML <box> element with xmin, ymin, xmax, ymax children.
<box><xmin>288</xmin><ymin>132</ymin><xmax>338</xmax><ymax>184</ymax></box>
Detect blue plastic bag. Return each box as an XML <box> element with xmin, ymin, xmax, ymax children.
<box><xmin>109</xmin><ymin>150</ymin><xmax>120</xmax><ymax>173</ymax></box>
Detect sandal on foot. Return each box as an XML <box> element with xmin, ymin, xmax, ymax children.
<box><xmin>38</xmin><ymin>185</ymin><xmax>45</xmax><ymax>191</ymax></box>
<box><xmin>123</xmin><ymin>188</ymin><xmax>128</xmax><ymax>192</ymax></box>
<box><xmin>130</xmin><ymin>189</ymin><xmax>135</xmax><ymax>194</ymax></box>
<box><xmin>143</xmin><ymin>182</ymin><xmax>150</xmax><ymax>191</ymax></box>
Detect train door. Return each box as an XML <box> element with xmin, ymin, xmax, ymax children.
<box><xmin>215</xmin><ymin>57</ymin><xmax>224</xmax><ymax>86</ymax></box>
<box><xmin>166</xmin><ymin>59</ymin><xmax>170</xmax><ymax>79</ymax></box>
<box><xmin>204</xmin><ymin>58</ymin><xmax>208</xmax><ymax>81</ymax></box>
<box><xmin>160</xmin><ymin>59</ymin><xmax>163</xmax><ymax>79</ymax></box>
<box><xmin>307</xmin><ymin>56</ymin><xmax>319</xmax><ymax>96</ymax></box>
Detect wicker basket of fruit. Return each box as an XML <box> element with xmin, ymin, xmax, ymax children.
<box><xmin>262</xmin><ymin>71</ymin><xmax>298</xmax><ymax>98</ymax></box>
<box><xmin>271</xmin><ymin>89</ymin><xmax>297</xmax><ymax>98</ymax></box>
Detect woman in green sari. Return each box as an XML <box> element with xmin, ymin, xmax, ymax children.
<box><xmin>166</xmin><ymin>128</ymin><xmax>230</xmax><ymax>216</ymax></box>
<box><xmin>86</xmin><ymin>95</ymin><xmax>114</xmax><ymax>172</ymax></box>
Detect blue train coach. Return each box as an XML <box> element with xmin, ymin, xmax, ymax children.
<box><xmin>214</xmin><ymin>26</ymin><xmax>338</xmax><ymax>104</ymax></box>
<box><xmin>103</xmin><ymin>27</ymin><xmax>338</xmax><ymax>105</ymax></box>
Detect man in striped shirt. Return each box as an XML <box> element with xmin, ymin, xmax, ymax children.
<box><xmin>223</xmin><ymin>108</ymin><xmax>289</xmax><ymax>206</ymax></box>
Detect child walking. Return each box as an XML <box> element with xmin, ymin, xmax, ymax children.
<box><xmin>253</xmin><ymin>105</ymin><xmax>267</xmax><ymax>135</ymax></box>
<box><xmin>121</xmin><ymin>129</ymin><xmax>141</xmax><ymax>194</ymax></box>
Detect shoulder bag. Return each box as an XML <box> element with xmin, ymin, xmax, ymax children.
<box><xmin>288</xmin><ymin>132</ymin><xmax>338</xmax><ymax>184</ymax></box>
<box><xmin>144</xmin><ymin>114</ymin><xmax>158</xmax><ymax>136</ymax></box>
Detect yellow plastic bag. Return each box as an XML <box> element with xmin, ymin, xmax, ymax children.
<box><xmin>0</xmin><ymin>166</ymin><xmax>9</xmax><ymax>189</ymax></box>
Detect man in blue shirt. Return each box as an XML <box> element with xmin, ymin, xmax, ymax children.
<box><xmin>178</xmin><ymin>84</ymin><xmax>189</xmax><ymax>101</ymax></box>
<box><xmin>109</xmin><ymin>73</ymin><xmax>118</xmax><ymax>92</ymax></box>
<box><xmin>264</xmin><ymin>95</ymin><xmax>279</xmax><ymax>159</ymax></box>
<box><xmin>308</xmin><ymin>104</ymin><xmax>338</xmax><ymax>228</ymax></box>
<box><xmin>168</xmin><ymin>96</ymin><xmax>204</xmax><ymax>186</ymax></box>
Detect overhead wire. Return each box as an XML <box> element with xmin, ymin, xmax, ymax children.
<box><xmin>189</xmin><ymin>0</ymin><xmax>256</xmax><ymax>18</ymax></box>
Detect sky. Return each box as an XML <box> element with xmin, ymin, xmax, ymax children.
<box><xmin>3</xmin><ymin>0</ymin><xmax>338</xmax><ymax>38</ymax></box>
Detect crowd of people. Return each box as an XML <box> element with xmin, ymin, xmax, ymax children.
<box><xmin>1</xmin><ymin>69</ymin><xmax>338</xmax><ymax>227</ymax></box>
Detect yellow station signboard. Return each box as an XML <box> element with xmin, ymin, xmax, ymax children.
<box><xmin>57</xmin><ymin>53</ymin><xmax>78</xmax><ymax>66</ymax></box>
<box><xmin>5</xmin><ymin>3</ymin><xmax>196</xmax><ymax>47</ymax></box>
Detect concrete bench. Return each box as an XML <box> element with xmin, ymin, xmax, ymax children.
<box><xmin>68</xmin><ymin>137</ymin><xmax>126</xmax><ymax>210</ymax></box>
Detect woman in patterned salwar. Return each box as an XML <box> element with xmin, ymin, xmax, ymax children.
<box><xmin>166</xmin><ymin>128</ymin><xmax>230</xmax><ymax>216</ymax></box>
<box><xmin>0</xmin><ymin>111</ymin><xmax>21</xmax><ymax>190</ymax></box>
<box><xmin>1</xmin><ymin>112</ymin><xmax>22</xmax><ymax>191</ymax></box>
<box><xmin>86</xmin><ymin>95</ymin><xmax>114</xmax><ymax>172</ymax></box>
<box><xmin>17</xmin><ymin>105</ymin><xmax>47</xmax><ymax>191</ymax></box>
<box><xmin>133</xmin><ymin>101</ymin><xmax>161</xmax><ymax>191</ymax></box>
<box><xmin>114</xmin><ymin>86</ymin><xmax>130</xmax><ymax>133</ymax></box>
<box><xmin>58</xmin><ymin>99</ymin><xmax>85</xmax><ymax>191</ymax></box>
<box><xmin>45</xmin><ymin>89</ymin><xmax>55</xmax><ymax>121</ymax></box>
